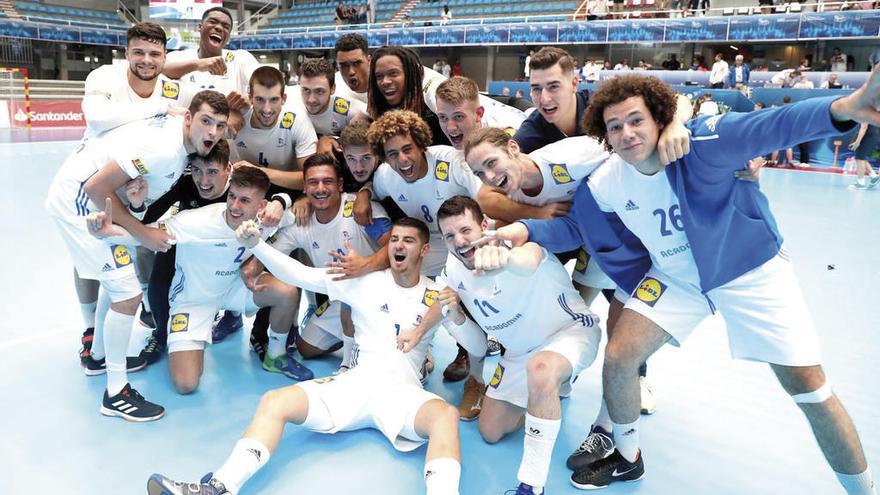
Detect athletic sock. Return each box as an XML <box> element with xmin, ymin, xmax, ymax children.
<box><xmin>341</xmin><ymin>335</ymin><xmax>354</xmax><ymax>368</ymax></box>
<box><xmin>468</xmin><ymin>353</ymin><xmax>485</xmax><ymax>382</ymax></box>
<box><xmin>139</xmin><ymin>283</ymin><xmax>151</xmax><ymax>312</ymax></box>
<box><xmin>214</xmin><ymin>437</ymin><xmax>271</xmax><ymax>495</ymax></box>
<box><xmin>267</xmin><ymin>327</ymin><xmax>286</xmax><ymax>358</ymax></box>
<box><xmin>836</xmin><ymin>467</ymin><xmax>876</xmax><ymax>495</ymax></box>
<box><xmin>80</xmin><ymin>301</ymin><xmax>97</xmax><ymax>330</ymax></box>
<box><xmin>516</xmin><ymin>414</ymin><xmax>560</xmax><ymax>490</ymax></box>
<box><xmin>593</xmin><ymin>399</ymin><xmax>613</xmax><ymax>433</ymax></box>
<box><xmin>104</xmin><ymin>309</ymin><xmax>134</xmax><ymax>395</ymax></box>
<box><xmin>857</xmin><ymin>177</ymin><xmax>867</xmax><ymax>186</ymax></box>
<box><xmin>91</xmin><ymin>290</ymin><xmax>111</xmax><ymax>360</ymax></box>
<box><xmin>424</xmin><ymin>457</ymin><xmax>461</xmax><ymax>495</ymax></box>
<box><xmin>612</xmin><ymin>419</ymin><xmax>640</xmax><ymax>463</ymax></box>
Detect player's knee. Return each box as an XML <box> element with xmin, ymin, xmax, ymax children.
<box><xmin>435</xmin><ymin>401</ymin><xmax>460</xmax><ymax>428</ymax></box>
<box><xmin>257</xmin><ymin>388</ymin><xmax>290</xmax><ymax>419</ymax></box>
<box><xmin>296</xmin><ymin>338</ymin><xmax>322</xmax><ymax>359</ymax></box>
<box><xmin>172</xmin><ymin>374</ymin><xmax>200</xmax><ymax>395</ymax></box>
<box><xmin>478</xmin><ymin>418</ymin><xmax>506</xmax><ymax>444</ymax></box>
<box><xmin>526</xmin><ymin>357</ymin><xmax>561</xmax><ymax>396</ymax></box>
<box><xmin>603</xmin><ymin>338</ymin><xmax>639</xmax><ymax>371</ymax></box>
<box><xmin>791</xmin><ymin>381</ymin><xmax>833</xmax><ymax>405</ymax></box>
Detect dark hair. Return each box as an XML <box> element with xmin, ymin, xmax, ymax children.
<box><xmin>367</xmin><ymin>110</ymin><xmax>432</xmax><ymax>161</ymax></box>
<box><xmin>201</xmin><ymin>6</ymin><xmax>234</xmax><ymax>24</ymax></box>
<box><xmin>230</xmin><ymin>165</ymin><xmax>270</xmax><ymax>195</ymax></box>
<box><xmin>191</xmin><ymin>138</ymin><xmax>230</xmax><ymax>166</ymax></box>
<box><xmin>335</xmin><ymin>33</ymin><xmax>369</xmax><ymax>54</ymax></box>
<box><xmin>437</xmin><ymin>195</ymin><xmax>483</xmax><ymax>234</ymax></box>
<box><xmin>248</xmin><ymin>66</ymin><xmax>286</xmax><ymax>95</ymax></box>
<box><xmin>126</xmin><ymin>22</ymin><xmax>167</xmax><ymax>48</ymax></box>
<box><xmin>529</xmin><ymin>46</ymin><xmax>574</xmax><ymax>74</ymax></box>
<box><xmin>303</xmin><ymin>152</ymin><xmax>343</xmax><ymax>180</ymax></box>
<box><xmin>368</xmin><ymin>46</ymin><xmax>425</xmax><ymax>119</ymax></box>
<box><xmin>582</xmin><ymin>75</ymin><xmax>676</xmax><ymax>152</ymax></box>
<box><xmin>299</xmin><ymin>58</ymin><xmax>336</xmax><ymax>88</ymax></box>
<box><xmin>393</xmin><ymin>217</ymin><xmax>430</xmax><ymax>244</ymax></box>
<box><xmin>339</xmin><ymin>119</ymin><xmax>371</xmax><ymax>149</ymax></box>
<box><xmin>782</xmin><ymin>95</ymin><xmax>792</xmax><ymax>104</ymax></box>
<box><xmin>189</xmin><ymin>90</ymin><xmax>230</xmax><ymax>116</ymax></box>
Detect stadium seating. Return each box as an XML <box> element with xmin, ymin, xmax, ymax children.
<box><xmin>13</xmin><ymin>0</ymin><xmax>125</xmax><ymax>28</ymax></box>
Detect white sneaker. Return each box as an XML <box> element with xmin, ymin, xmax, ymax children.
<box><xmin>640</xmin><ymin>376</ymin><xmax>657</xmax><ymax>415</ymax></box>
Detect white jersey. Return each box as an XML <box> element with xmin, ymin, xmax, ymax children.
<box><xmin>230</xmin><ymin>103</ymin><xmax>318</xmax><ymax>170</ymax></box>
<box><xmin>46</xmin><ymin>115</ymin><xmax>188</xmax><ymax>219</ymax></box>
<box><xmin>82</xmin><ymin>63</ymin><xmax>194</xmax><ymax>138</ymax></box>
<box><xmin>288</xmin><ymin>90</ymin><xmax>367</xmax><ymax>137</ymax></box>
<box><xmin>166</xmin><ymin>48</ymin><xmax>259</xmax><ymax>96</ymax></box>
<box><xmin>372</xmin><ymin>145</ymin><xmax>483</xmax><ymax>275</ymax></box>
<box><xmin>267</xmin><ymin>193</ymin><xmax>388</xmax><ymax>265</ymax></box>
<box><xmin>439</xmin><ymin>247</ymin><xmax>595</xmax><ymax>357</ymax></box>
<box><xmin>334</xmin><ymin>71</ymin><xmax>367</xmax><ymax>105</ymax></box>
<box><xmin>480</xmin><ymin>98</ymin><xmax>527</xmax><ymax>134</ymax></box>
<box><xmin>588</xmin><ymin>154</ymin><xmax>701</xmax><ymax>288</ymax></box>
<box><xmin>510</xmin><ymin>136</ymin><xmax>610</xmax><ymax>206</ymax></box>
<box><xmin>163</xmin><ymin>203</ymin><xmax>288</xmax><ymax>305</ymax></box>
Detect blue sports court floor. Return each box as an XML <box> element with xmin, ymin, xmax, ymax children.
<box><xmin>1</xmin><ymin>131</ymin><xmax>877</xmax><ymax>494</ymax></box>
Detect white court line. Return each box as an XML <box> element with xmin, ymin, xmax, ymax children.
<box><xmin>0</xmin><ymin>326</ymin><xmax>78</xmax><ymax>351</ymax></box>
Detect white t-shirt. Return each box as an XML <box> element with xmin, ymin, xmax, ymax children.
<box><xmin>166</xmin><ymin>48</ymin><xmax>260</xmax><ymax>96</ymax></box>
<box><xmin>268</xmin><ymin>193</ymin><xmax>388</xmax><ymax>265</ymax></box>
<box><xmin>162</xmin><ymin>203</ymin><xmax>288</xmax><ymax>304</ymax></box>
<box><xmin>509</xmin><ymin>136</ymin><xmax>610</xmax><ymax>206</ymax></box>
<box><xmin>697</xmin><ymin>101</ymin><xmax>719</xmax><ymax>116</ymax></box>
<box><xmin>480</xmin><ymin>98</ymin><xmax>528</xmax><ymax>133</ymax></box>
<box><xmin>334</xmin><ymin>71</ymin><xmax>367</xmax><ymax>105</ymax></box>
<box><xmin>439</xmin><ymin>247</ymin><xmax>592</xmax><ymax>357</ymax></box>
<box><xmin>709</xmin><ymin>60</ymin><xmax>729</xmax><ymax>85</ymax></box>
<box><xmin>587</xmin><ymin>155</ymin><xmax>701</xmax><ymax>288</ymax></box>
<box><xmin>230</xmin><ymin>103</ymin><xmax>318</xmax><ymax>170</ymax></box>
<box><xmin>288</xmin><ymin>90</ymin><xmax>367</xmax><ymax>137</ymax></box>
<box><xmin>82</xmin><ymin>63</ymin><xmax>195</xmax><ymax>138</ymax></box>
<box><xmin>46</xmin><ymin>115</ymin><xmax>189</xmax><ymax>219</ymax></box>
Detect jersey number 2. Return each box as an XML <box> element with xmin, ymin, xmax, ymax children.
<box><xmin>234</xmin><ymin>246</ymin><xmax>246</xmax><ymax>263</ymax></box>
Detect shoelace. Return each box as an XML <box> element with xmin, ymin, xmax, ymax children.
<box><xmin>575</xmin><ymin>430</ymin><xmax>613</xmax><ymax>455</ymax></box>
<box><xmin>143</xmin><ymin>337</ymin><xmax>162</xmax><ymax>353</ymax></box>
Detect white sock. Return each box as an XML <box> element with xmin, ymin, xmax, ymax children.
<box><xmin>341</xmin><ymin>335</ymin><xmax>354</xmax><ymax>368</ymax></box>
<box><xmin>104</xmin><ymin>309</ymin><xmax>134</xmax><ymax>395</ymax></box>
<box><xmin>267</xmin><ymin>327</ymin><xmax>286</xmax><ymax>358</ymax></box>
<box><xmin>836</xmin><ymin>467</ymin><xmax>876</xmax><ymax>495</ymax></box>
<box><xmin>468</xmin><ymin>353</ymin><xmax>485</xmax><ymax>383</ymax></box>
<box><xmin>857</xmin><ymin>177</ymin><xmax>867</xmax><ymax>185</ymax></box>
<box><xmin>593</xmin><ymin>399</ymin><xmax>613</xmax><ymax>433</ymax></box>
<box><xmin>91</xmin><ymin>290</ymin><xmax>111</xmax><ymax>360</ymax></box>
<box><xmin>516</xmin><ymin>414</ymin><xmax>560</xmax><ymax>490</ymax></box>
<box><xmin>612</xmin><ymin>419</ymin><xmax>640</xmax><ymax>463</ymax></box>
<box><xmin>80</xmin><ymin>301</ymin><xmax>97</xmax><ymax>329</ymax></box>
<box><xmin>140</xmin><ymin>283</ymin><xmax>151</xmax><ymax>312</ymax></box>
<box><xmin>214</xmin><ymin>437</ymin><xmax>271</xmax><ymax>495</ymax></box>
<box><xmin>424</xmin><ymin>457</ymin><xmax>461</xmax><ymax>495</ymax></box>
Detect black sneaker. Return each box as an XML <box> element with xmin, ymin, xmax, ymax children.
<box><xmin>81</xmin><ymin>355</ymin><xmax>148</xmax><ymax>376</ymax></box>
<box><xmin>100</xmin><ymin>383</ymin><xmax>165</xmax><ymax>422</ymax></box>
<box><xmin>486</xmin><ymin>335</ymin><xmax>502</xmax><ymax>356</ymax></box>
<box><xmin>570</xmin><ymin>449</ymin><xmax>644</xmax><ymax>490</ymax></box>
<box><xmin>139</xmin><ymin>301</ymin><xmax>156</xmax><ymax>329</ymax></box>
<box><xmin>211</xmin><ymin>311</ymin><xmax>243</xmax><ymax>343</ymax></box>
<box><xmin>79</xmin><ymin>327</ymin><xmax>95</xmax><ymax>363</ymax></box>
<box><xmin>147</xmin><ymin>472</ymin><xmax>229</xmax><ymax>495</ymax></box>
<box><xmin>139</xmin><ymin>334</ymin><xmax>166</xmax><ymax>365</ymax></box>
<box><xmin>285</xmin><ymin>325</ymin><xmax>299</xmax><ymax>354</ymax></box>
<box><xmin>567</xmin><ymin>425</ymin><xmax>615</xmax><ymax>471</ymax></box>
<box><xmin>250</xmin><ymin>332</ymin><xmax>268</xmax><ymax>361</ymax></box>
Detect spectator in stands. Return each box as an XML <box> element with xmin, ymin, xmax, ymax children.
<box><xmin>635</xmin><ymin>60</ymin><xmax>653</xmax><ymax>71</ymax></box>
<box><xmin>585</xmin><ymin>0</ymin><xmax>608</xmax><ymax>19</ymax></box>
<box><xmin>433</xmin><ymin>59</ymin><xmax>444</xmax><ymax>74</ymax></box>
<box><xmin>335</xmin><ymin>2</ymin><xmax>347</xmax><ymax>24</ymax></box>
<box><xmin>821</xmin><ymin>73</ymin><xmax>844</xmax><ymax>89</ymax></box>
<box><xmin>441</xmin><ymin>59</ymin><xmax>451</xmax><ymax>78</ymax></box>
<box><xmin>662</xmin><ymin>54</ymin><xmax>682</xmax><ymax>71</ymax></box>
<box><xmin>689</xmin><ymin>56</ymin><xmax>707</xmax><ymax>72</ymax></box>
<box><xmin>451</xmin><ymin>62</ymin><xmax>461</xmax><ymax>77</ymax></box>
<box><xmin>582</xmin><ymin>59</ymin><xmax>601</xmax><ymax>82</ymax></box>
<box><xmin>727</xmin><ymin>54</ymin><xmax>750</xmax><ymax>89</ymax></box>
<box><xmin>603</xmin><ymin>60</ymin><xmax>612</xmax><ymax>70</ymax></box>
<box><xmin>502</xmin><ymin>87</ymin><xmax>511</xmax><ymax>96</ymax></box>
<box><xmin>695</xmin><ymin>92</ymin><xmax>719</xmax><ymax>116</ymax></box>
<box><xmin>758</xmin><ymin>0</ymin><xmax>773</xmax><ymax>14</ymax></box>
<box><xmin>798</xmin><ymin>57</ymin><xmax>812</xmax><ymax>72</ymax></box>
<box><xmin>355</xmin><ymin>3</ymin><xmax>367</xmax><ymax>24</ymax></box>
<box><xmin>770</xmin><ymin>68</ymin><xmax>800</xmax><ymax>88</ymax></box>
<box><xmin>612</xmin><ymin>0</ymin><xmax>626</xmax><ymax>17</ymax></box>
<box><xmin>524</xmin><ymin>50</ymin><xmax>534</xmax><ymax>79</ymax></box>
<box><xmin>368</xmin><ymin>0</ymin><xmax>376</xmax><ymax>23</ymax></box>
<box><xmin>830</xmin><ymin>47</ymin><xmax>848</xmax><ymax>72</ymax></box>
<box><xmin>614</xmin><ymin>58</ymin><xmax>631</xmax><ymax>70</ymax></box>
<box><xmin>792</xmin><ymin>73</ymin><xmax>815</xmax><ymax>89</ymax></box>
<box><xmin>440</xmin><ymin>5</ymin><xmax>452</xmax><ymax>25</ymax></box>
<box><xmin>515</xmin><ymin>89</ymin><xmax>525</xmax><ymax>98</ymax></box>
<box><xmin>402</xmin><ymin>14</ymin><xmax>413</xmax><ymax>27</ymax></box>
<box><xmin>709</xmin><ymin>53</ymin><xmax>728</xmax><ymax>88</ymax></box>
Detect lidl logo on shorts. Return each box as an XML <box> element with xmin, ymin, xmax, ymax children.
<box><xmin>574</xmin><ymin>249</ymin><xmax>588</xmax><ymax>273</ymax></box>
<box><xmin>342</xmin><ymin>200</ymin><xmax>354</xmax><ymax>218</ymax></box>
<box><xmin>551</xmin><ymin>163</ymin><xmax>572</xmax><ymax>184</ymax></box>
<box><xmin>313</xmin><ymin>376</ymin><xmax>334</xmax><ymax>384</ymax></box>
<box><xmin>422</xmin><ymin>289</ymin><xmax>439</xmax><ymax>307</ymax></box>
<box><xmin>132</xmin><ymin>158</ymin><xmax>149</xmax><ymax>175</ymax></box>
<box><xmin>635</xmin><ymin>277</ymin><xmax>667</xmax><ymax>307</ymax></box>
<box><xmin>170</xmin><ymin>313</ymin><xmax>189</xmax><ymax>333</ymax></box>
<box><xmin>434</xmin><ymin>161</ymin><xmax>450</xmax><ymax>182</ymax></box>
<box><xmin>225</xmin><ymin>51</ymin><xmax>235</xmax><ymax>62</ymax></box>
<box><xmin>314</xmin><ymin>300</ymin><xmax>330</xmax><ymax>317</ymax></box>
<box><xmin>333</xmin><ymin>97</ymin><xmax>350</xmax><ymax>115</ymax></box>
<box><xmin>280</xmin><ymin>112</ymin><xmax>296</xmax><ymax>129</ymax></box>
<box><xmin>489</xmin><ymin>364</ymin><xmax>505</xmax><ymax>389</ymax></box>
<box><xmin>111</xmin><ymin>245</ymin><xmax>131</xmax><ymax>268</ymax></box>
<box><xmin>162</xmin><ymin>81</ymin><xmax>180</xmax><ymax>100</ymax></box>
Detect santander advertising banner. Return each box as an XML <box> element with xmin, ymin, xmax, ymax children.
<box><xmin>9</xmin><ymin>100</ymin><xmax>85</xmax><ymax>128</ymax></box>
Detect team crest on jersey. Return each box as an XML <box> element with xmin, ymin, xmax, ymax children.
<box><xmin>422</xmin><ymin>289</ymin><xmax>439</xmax><ymax>307</ymax></box>
<box><xmin>225</xmin><ymin>51</ymin><xmax>235</xmax><ymax>62</ymax></box>
<box><xmin>574</xmin><ymin>249</ymin><xmax>588</xmax><ymax>273</ymax></box>
<box><xmin>434</xmin><ymin>161</ymin><xmax>450</xmax><ymax>182</ymax></box>
<box><xmin>342</xmin><ymin>200</ymin><xmax>354</xmax><ymax>218</ymax></box>
<box><xmin>280</xmin><ymin>112</ymin><xmax>296</xmax><ymax>129</ymax></box>
<box><xmin>489</xmin><ymin>364</ymin><xmax>505</xmax><ymax>389</ymax></box>
<box><xmin>162</xmin><ymin>81</ymin><xmax>180</xmax><ymax>100</ymax></box>
<box><xmin>332</xmin><ymin>97</ymin><xmax>350</xmax><ymax>115</ymax></box>
<box><xmin>111</xmin><ymin>245</ymin><xmax>131</xmax><ymax>268</ymax></box>
<box><xmin>170</xmin><ymin>313</ymin><xmax>190</xmax><ymax>333</ymax></box>
<box><xmin>635</xmin><ymin>277</ymin><xmax>667</xmax><ymax>307</ymax></box>
<box><xmin>551</xmin><ymin>163</ymin><xmax>572</xmax><ymax>184</ymax></box>
<box><xmin>315</xmin><ymin>300</ymin><xmax>331</xmax><ymax>317</ymax></box>
<box><xmin>132</xmin><ymin>158</ymin><xmax>149</xmax><ymax>175</ymax></box>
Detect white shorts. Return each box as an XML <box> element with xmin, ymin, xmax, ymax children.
<box><xmin>300</xmin><ymin>300</ymin><xmax>345</xmax><ymax>350</ymax></box>
<box><xmin>167</xmin><ymin>281</ymin><xmax>259</xmax><ymax>353</ymax></box>
<box><xmin>624</xmin><ymin>251</ymin><xmax>822</xmax><ymax>366</ymax></box>
<box><xmin>298</xmin><ymin>354</ymin><xmax>442</xmax><ymax>452</ymax></box>
<box><xmin>486</xmin><ymin>321</ymin><xmax>601</xmax><ymax>409</ymax></box>
<box><xmin>51</xmin><ymin>215</ymin><xmax>141</xmax><ymax>302</ymax></box>
<box><xmin>571</xmin><ymin>248</ymin><xmax>617</xmax><ymax>290</ymax></box>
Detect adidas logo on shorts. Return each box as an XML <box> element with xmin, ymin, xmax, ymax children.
<box><xmin>625</xmin><ymin>200</ymin><xmax>639</xmax><ymax>211</ymax></box>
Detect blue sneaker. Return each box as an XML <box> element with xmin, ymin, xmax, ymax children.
<box><xmin>211</xmin><ymin>312</ymin><xmax>243</xmax><ymax>342</ymax></box>
<box><xmin>505</xmin><ymin>483</ymin><xmax>543</xmax><ymax>494</ymax></box>
<box><xmin>262</xmin><ymin>352</ymin><xmax>314</xmax><ymax>381</ymax></box>
<box><xmin>147</xmin><ymin>472</ymin><xmax>228</xmax><ymax>494</ymax></box>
